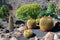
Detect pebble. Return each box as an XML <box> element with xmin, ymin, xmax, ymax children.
<box><xmin>5</xmin><ymin>29</ymin><xmax>9</xmax><ymax>33</ymax></box>
<box><xmin>14</xmin><ymin>31</ymin><xmax>22</xmax><ymax>38</ymax></box>
<box><xmin>56</xmin><ymin>33</ymin><xmax>60</xmax><ymax>39</ymax></box>
<box><xmin>0</xmin><ymin>37</ymin><xmax>6</xmax><ymax>40</ymax></box>
<box><xmin>10</xmin><ymin>37</ymin><xmax>18</xmax><ymax>40</ymax></box>
<box><xmin>4</xmin><ymin>33</ymin><xmax>11</xmax><ymax>38</ymax></box>
<box><xmin>17</xmin><ymin>26</ymin><xmax>26</xmax><ymax>32</ymax></box>
<box><xmin>35</xmin><ymin>36</ymin><xmax>39</xmax><ymax>40</ymax></box>
<box><xmin>42</xmin><ymin>32</ymin><xmax>54</xmax><ymax>40</ymax></box>
<box><xmin>54</xmin><ymin>33</ymin><xmax>58</xmax><ymax>40</ymax></box>
<box><xmin>29</xmin><ymin>37</ymin><xmax>35</xmax><ymax>40</ymax></box>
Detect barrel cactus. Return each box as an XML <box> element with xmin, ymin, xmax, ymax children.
<box><xmin>23</xmin><ymin>29</ymin><xmax>33</xmax><ymax>38</ymax></box>
<box><xmin>9</xmin><ymin>16</ymin><xmax>14</xmax><ymax>32</ymax></box>
<box><xmin>27</xmin><ymin>18</ymin><xmax>36</xmax><ymax>29</ymax></box>
<box><xmin>39</xmin><ymin>16</ymin><xmax>54</xmax><ymax>31</ymax></box>
<box><xmin>36</xmin><ymin>18</ymin><xmax>40</xmax><ymax>25</ymax></box>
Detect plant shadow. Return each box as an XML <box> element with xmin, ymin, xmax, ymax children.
<box><xmin>27</xmin><ymin>33</ymin><xmax>36</xmax><ymax>39</ymax></box>
<box><xmin>50</xmin><ymin>22</ymin><xmax>60</xmax><ymax>32</ymax></box>
<box><xmin>33</xmin><ymin>25</ymin><xmax>40</xmax><ymax>29</ymax></box>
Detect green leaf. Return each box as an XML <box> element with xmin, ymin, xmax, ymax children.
<box><xmin>50</xmin><ymin>13</ymin><xmax>58</xmax><ymax>19</ymax></box>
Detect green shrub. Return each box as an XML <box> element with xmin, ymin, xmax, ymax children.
<box><xmin>0</xmin><ymin>9</ymin><xmax>5</xmax><ymax>18</ymax></box>
<box><xmin>46</xmin><ymin>2</ymin><xmax>55</xmax><ymax>15</ymax></box>
<box><xmin>38</xmin><ymin>2</ymin><xmax>58</xmax><ymax>19</ymax></box>
<box><xmin>46</xmin><ymin>2</ymin><xmax>58</xmax><ymax>18</ymax></box>
<box><xmin>15</xmin><ymin>4</ymin><xmax>42</xmax><ymax>21</ymax></box>
<box><xmin>1</xmin><ymin>5</ymin><xmax>9</xmax><ymax>17</ymax></box>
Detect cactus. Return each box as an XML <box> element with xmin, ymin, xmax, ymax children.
<box><xmin>39</xmin><ymin>16</ymin><xmax>54</xmax><ymax>31</ymax></box>
<box><xmin>27</xmin><ymin>18</ymin><xmax>36</xmax><ymax>29</ymax></box>
<box><xmin>9</xmin><ymin>16</ymin><xmax>14</xmax><ymax>32</ymax></box>
<box><xmin>23</xmin><ymin>29</ymin><xmax>33</xmax><ymax>38</ymax></box>
<box><xmin>36</xmin><ymin>18</ymin><xmax>40</xmax><ymax>25</ymax></box>
<box><xmin>55</xmin><ymin>6</ymin><xmax>60</xmax><ymax>15</ymax></box>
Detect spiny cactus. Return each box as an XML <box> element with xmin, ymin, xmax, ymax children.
<box><xmin>27</xmin><ymin>18</ymin><xmax>36</xmax><ymax>29</ymax></box>
<box><xmin>23</xmin><ymin>29</ymin><xmax>33</xmax><ymax>38</ymax></box>
<box><xmin>9</xmin><ymin>16</ymin><xmax>14</xmax><ymax>32</ymax></box>
<box><xmin>36</xmin><ymin>18</ymin><xmax>40</xmax><ymax>25</ymax></box>
<box><xmin>39</xmin><ymin>16</ymin><xmax>54</xmax><ymax>31</ymax></box>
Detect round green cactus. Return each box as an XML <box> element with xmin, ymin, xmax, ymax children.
<box><xmin>0</xmin><ymin>9</ymin><xmax>5</xmax><ymax>18</ymax></box>
<box><xmin>27</xmin><ymin>18</ymin><xmax>36</xmax><ymax>29</ymax></box>
<box><xmin>23</xmin><ymin>29</ymin><xmax>33</xmax><ymax>38</ymax></box>
<box><xmin>16</xmin><ymin>5</ymin><xmax>30</xmax><ymax>21</ymax></box>
<box><xmin>28</xmin><ymin>4</ymin><xmax>42</xmax><ymax>19</ymax></box>
<box><xmin>15</xmin><ymin>4</ymin><xmax>42</xmax><ymax>21</ymax></box>
<box><xmin>1</xmin><ymin>5</ymin><xmax>9</xmax><ymax>17</ymax></box>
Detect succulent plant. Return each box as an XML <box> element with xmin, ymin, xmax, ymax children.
<box><xmin>1</xmin><ymin>5</ymin><xmax>9</xmax><ymax>17</ymax></box>
<box><xmin>15</xmin><ymin>4</ymin><xmax>42</xmax><ymax>22</ymax></box>
<box><xmin>36</xmin><ymin>18</ymin><xmax>40</xmax><ymax>25</ymax></box>
<box><xmin>39</xmin><ymin>16</ymin><xmax>54</xmax><ymax>31</ymax></box>
<box><xmin>0</xmin><ymin>9</ymin><xmax>5</xmax><ymax>18</ymax></box>
<box><xmin>46</xmin><ymin>2</ymin><xmax>55</xmax><ymax>14</ymax></box>
<box><xmin>9</xmin><ymin>16</ymin><xmax>14</xmax><ymax>32</ymax></box>
<box><xmin>23</xmin><ymin>29</ymin><xmax>33</xmax><ymax>38</ymax></box>
<box><xmin>45</xmin><ymin>2</ymin><xmax>58</xmax><ymax>19</ymax></box>
<box><xmin>27</xmin><ymin>18</ymin><xmax>36</xmax><ymax>29</ymax></box>
<box><xmin>55</xmin><ymin>5</ymin><xmax>60</xmax><ymax>15</ymax></box>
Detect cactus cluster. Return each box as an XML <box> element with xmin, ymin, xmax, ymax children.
<box><xmin>36</xmin><ymin>18</ymin><xmax>40</xmax><ymax>25</ymax></box>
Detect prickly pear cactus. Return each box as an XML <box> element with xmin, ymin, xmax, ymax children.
<box><xmin>9</xmin><ymin>16</ymin><xmax>14</xmax><ymax>32</ymax></box>
<box><xmin>23</xmin><ymin>29</ymin><xmax>33</xmax><ymax>38</ymax></box>
<box><xmin>39</xmin><ymin>16</ymin><xmax>54</xmax><ymax>31</ymax></box>
<box><xmin>27</xmin><ymin>18</ymin><xmax>36</xmax><ymax>29</ymax></box>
